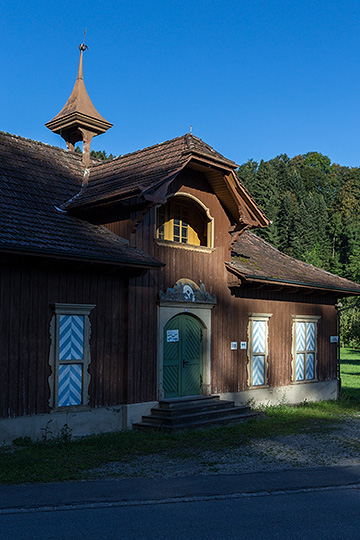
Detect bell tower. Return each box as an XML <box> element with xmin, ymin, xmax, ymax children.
<box><xmin>46</xmin><ymin>39</ymin><xmax>112</xmax><ymax>166</ymax></box>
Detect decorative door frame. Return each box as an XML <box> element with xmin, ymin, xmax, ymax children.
<box><xmin>157</xmin><ymin>280</ymin><xmax>216</xmax><ymax>400</ymax></box>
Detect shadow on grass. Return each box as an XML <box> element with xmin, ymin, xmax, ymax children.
<box><xmin>341</xmin><ymin>359</ymin><xmax>360</xmax><ymax>365</ymax></box>
<box><xmin>342</xmin><ymin>388</ymin><xmax>360</xmax><ymax>402</ymax></box>
<box><xmin>342</xmin><ymin>349</ymin><xmax>360</xmax><ymax>356</ymax></box>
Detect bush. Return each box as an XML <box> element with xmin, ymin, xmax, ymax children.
<box><xmin>339</xmin><ymin>298</ymin><xmax>360</xmax><ymax>347</ymax></box>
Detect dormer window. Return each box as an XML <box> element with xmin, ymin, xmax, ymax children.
<box><xmin>156</xmin><ymin>195</ymin><xmax>213</xmax><ymax>248</ymax></box>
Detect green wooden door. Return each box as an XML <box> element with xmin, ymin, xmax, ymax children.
<box><xmin>163</xmin><ymin>314</ymin><xmax>203</xmax><ymax>398</ymax></box>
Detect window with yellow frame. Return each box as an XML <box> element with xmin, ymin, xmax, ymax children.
<box><xmin>156</xmin><ymin>197</ymin><xmax>211</xmax><ymax>247</ymax></box>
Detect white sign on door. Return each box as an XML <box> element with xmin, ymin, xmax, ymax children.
<box><xmin>167</xmin><ymin>329</ymin><xmax>179</xmax><ymax>342</ymax></box>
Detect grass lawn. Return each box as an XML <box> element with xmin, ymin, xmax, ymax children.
<box><xmin>340</xmin><ymin>347</ymin><xmax>360</xmax><ymax>402</ymax></box>
<box><xmin>0</xmin><ymin>348</ymin><xmax>359</xmax><ymax>485</ymax></box>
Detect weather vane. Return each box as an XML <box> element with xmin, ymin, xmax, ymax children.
<box><xmin>79</xmin><ymin>28</ymin><xmax>88</xmax><ymax>52</ymax></box>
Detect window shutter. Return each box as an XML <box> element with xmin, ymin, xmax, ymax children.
<box><xmin>58</xmin><ymin>315</ymin><xmax>84</xmax><ymax>406</ymax></box>
<box><xmin>252</xmin><ymin>320</ymin><xmax>266</xmax><ymax>386</ymax></box>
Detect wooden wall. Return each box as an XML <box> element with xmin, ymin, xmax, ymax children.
<box><xmin>0</xmin><ymin>168</ymin><xmax>340</xmax><ymax>419</ymax></box>
<box><xmin>220</xmin><ymin>292</ymin><xmax>337</xmax><ymax>392</ymax></box>
<box><xmin>0</xmin><ymin>256</ymin><xmax>129</xmax><ymax>418</ymax></box>
<box><xmin>105</xmin><ymin>168</ymin><xmax>338</xmax><ymax>402</ymax></box>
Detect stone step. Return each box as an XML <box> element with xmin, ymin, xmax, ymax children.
<box><xmin>158</xmin><ymin>395</ymin><xmax>221</xmax><ymax>409</ymax></box>
<box><xmin>140</xmin><ymin>405</ymin><xmax>253</xmax><ymax>426</ymax></box>
<box><xmin>150</xmin><ymin>399</ymin><xmax>237</xmax><ymax>417</ymax></box>
<box><xmin>133</xmin><ymin>395</ymin><xmax>264</xmax><ymax>432</ymax></box>
<box><xmin>134</xmin><ymin>410</ymin><xmax>263</xmax><ymax>432</ymax></box>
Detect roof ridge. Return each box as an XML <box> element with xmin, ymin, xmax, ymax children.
<box><xmin>89</xmin><ymin>133</ymin><xmax>235</xmax><ymax>171</ymax></box>
<box><xmin>90</xmin><ymin>134</ymin><xmax>189</xmax><ymax>170</ymax></box>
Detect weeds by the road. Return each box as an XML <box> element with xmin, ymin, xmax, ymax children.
<box><xmin>0</xmin><ymin>348</ymin><xmax>359</xmax><ymax>485</ymax></box>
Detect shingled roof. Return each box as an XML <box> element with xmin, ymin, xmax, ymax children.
<box><xmin>64</xmin><ymin>133</ymin><xmax>238</xmax><ymax>211</ymax></box>
<box><xmin>228</xmin><ymin>231</ymin><xmax>360</xmax><ymax>296</ymax></box>
<box><xmin>0</xmin><ymin>132</ymin><xmax>161</xmax><ymax>268</ymax></box>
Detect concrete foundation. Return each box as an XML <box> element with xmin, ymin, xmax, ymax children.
<box><xmin>0</xmin><ymin>401</ymin><xmax>157</xmax><ymax>446</ymax></box>
<box><xmin>220</xmin><ymin>380</ymin><xmax>338</xmax><ymax>407</ymax></box>
<box><xmin>0</xmin><ymin>380</ymin><xmax>338</xmax><ymax>446</ymax></box>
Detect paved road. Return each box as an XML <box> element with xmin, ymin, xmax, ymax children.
<box><xmin>0</xmin><ymin>466</ymin><xmax>359</xmax><ymax>539</ymax></box>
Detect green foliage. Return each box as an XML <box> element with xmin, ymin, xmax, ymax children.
<box><xmin>90</xmin><ymin>149</ymin><xmax>117</xmax><ymax>161</ymax></box>
<box><xmin>339</xmin><ymin>299</ymin><xmax>360</xmax><ymax>348</ymax></box>
<box><xmin>74</xmin><ymin>145</ymin><xmax>116</xmax><ymax>161</ymax></box>
<box><xmin>237</xmin><ymin>151</ymin><xmax>360</xmax><ymax>281</ymax></box>
<box><xmin>41</xmin><ymin>422</ymin><xmax>73</xmax><ymax>447</ymax></box>
<box><xmin>12</xmin><ymin>436</ymin><xmax>33</xmax><ymax>447</ymax></box>
<box><xmin>238</xmin><ymin>151</ymin><xmax>360</xmax><ymax>344</ymax></box>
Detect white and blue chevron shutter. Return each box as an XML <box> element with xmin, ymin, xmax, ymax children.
<box><xmin>247</xmin><ymin>316</ymin><xmax>271</xmax><ymax>387</ymax></box>
<box><xmin>59</xmin><ymin>315</ymin><xmax>84</xmax><ymax>360</ymax></box>
<box><xmin>49</xmin><ymin>304</ymin><xmax>95</xmax><ymax>410</ymax></box>
<box><xmin>252</xmin><ymin>320</ymin><xmax>266</xmax><ymax>386</ymax></box>
<box><xmin>58</xmin><ymin>315</ymin><xmax>84</xmax><ymax>407</ymax></box>
<box><xmin>58</xmin><ymin>364</ymin><xmax>82</xmax><ymax>406</ymax></box>
<box><xmin>295</xmin><ymin>321</ymin><xmax>306</xmax><ymax>381</ymax></box>
<box><xmin>306</xmin><ymin>322</ymin><xmax>315</xmax><ymax>380</ymax></box>
<box><xmin>295</xmin><ymin>321</ymin><xmax>316</xmax><ymax>381</ymax></box>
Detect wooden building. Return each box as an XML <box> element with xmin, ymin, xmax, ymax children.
<box><xmin>1</xmin><ymin>46</ymin><xmax>360</xmax><ymax>443</ymax></box>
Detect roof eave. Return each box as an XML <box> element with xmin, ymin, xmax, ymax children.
<box><xmin>225</xmin><ymin>263</ymin><xmax>360</xmax><ymax>296</ymax></box>
<box><xmin>45</xmin><ymin>111</ymin><xmax>113</xmax><ymax>135</ymax></box>
<box><xmin>183</xmin><ymin>151</ymin><xmax>238</xmax><ymax>170</ymax></box>
<box><xmin>0</xmin><ymin>245</ymin><xmax>164</xmax><ymax>270</ymax></box>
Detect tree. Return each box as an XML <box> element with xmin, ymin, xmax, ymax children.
<box><xmin>74</xmin><ymin>146</ymin><xmax>117</xmax><ymax>162</ymax></box>
<box><xmin>238</xmin><ymin>150</ymin><xmax>360</xmax><ymax>276</ymax></box>
<box><xmin>90</xmin><ymin>149</ymin><xmax>117</xmax><ymax>161</ymax></box>
<box><xmin>339</xmin><ymin>299</ymin><xmax>360</xmax><ymax>347</ymax></box>
<box><xmin>238</xmin><ymin>150</ymin><xmax>360</xmax><ymax>345</ymax></box>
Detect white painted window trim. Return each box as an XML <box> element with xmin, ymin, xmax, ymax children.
<box><xmin>247</xmin><ymin>313</ymin><xmax>272</xmax><ymax>388</ymax></box>
<box><xmin>48</xmin><ymin>303</ymin><xmax>95</xmax><ymax>410</ymax></box>
<box><xmin>291</xmin><ymin>315</ymin><xmax>321</xmax><ymax>384</ymax></box>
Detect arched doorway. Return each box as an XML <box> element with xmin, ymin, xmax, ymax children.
<box><xmin>163</xmin><ymin>314</ymin><xmax>203</xmax><ymax>398</ymax></box>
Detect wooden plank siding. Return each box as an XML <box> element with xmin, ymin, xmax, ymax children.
<box><xmin>0</xmin><ymin>169</ymin><xmax>339</xmax><ymax>419</ymax></box>
<box><xmin>0</xmin><ymin>257</ymin><xmax>129</xmax><ymax>419</ymax></box>
<box><xmin>231</xmin><ymin>290</ymin><xmax>338</xmax><ymax>385</ymax></box>
<box><xmin>104</xmin><ymin>168</ymin><xmax>338</xmax><ymax>402</ymax></box>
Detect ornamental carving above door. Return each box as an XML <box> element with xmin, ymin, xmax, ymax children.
<box><xmin>159</xmin><ymin>279</ymin><xmax>216</xmax><ymax>304</ymax></box>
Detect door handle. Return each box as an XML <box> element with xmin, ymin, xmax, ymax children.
<box><xmin>183</xmin><ymin>359</ymin><xmax>190</xmax><ymax>366</ymax></box>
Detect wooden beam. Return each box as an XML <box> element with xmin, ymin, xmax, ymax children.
<box><xmin>130</xmin><ymin>203</ymin><xmax>156</xmax><ymax>233</ymax></box>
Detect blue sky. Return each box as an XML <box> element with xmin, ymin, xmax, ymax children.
<box><xmin>2</xmin><ymin>1</ymin><xmax>360</xmax><ymax>166</ymax></box>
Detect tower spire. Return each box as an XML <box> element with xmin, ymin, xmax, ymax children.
<box><xmin>77</xmin><ymin>28</ymin><xmax>88</xmax><ymax>80</ymax></box>
<box><xmin>45</xmin><ymin>36</ymin><xmax>112</xmax><ymax>167</ymax></box>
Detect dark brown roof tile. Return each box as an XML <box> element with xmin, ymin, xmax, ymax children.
<box><xmin>231</xmin><ymin>231</ymin><xmax>360</xmax><ymax>295</ymax></box>
<box><xmin>0</xmin><ymin>132</ymin><xmax>161</xmax><ymax>268</ymax></box>
<box><xmin>64</xmin><ymin>134</ymin><xmax>237</xmax><ymax>210</ymax></box>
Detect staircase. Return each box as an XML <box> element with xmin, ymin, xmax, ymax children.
<box><xmin>133</xmin><ymin>395</ymin><xmax>263</xmax><ymax>432</ymax></box>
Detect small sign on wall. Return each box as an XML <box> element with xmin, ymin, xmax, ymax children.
<box><xmin>330</xmin><ymin>336</ymin><xmax>339</xmax><ymax>343</ymax></box>
<box><xmin>167</xmin><ymin>329</ymin><xmax>179</xmax><ymax>342</ymax></box>
<box><xmin>240</xmin><ymin>342</ymin><xmax>247</xmax><ymax>350</ymax></box>
<box><xmin>231</xmin><ymin>342</ymin><xmax>238</xmax><ymax>350</ymax></box>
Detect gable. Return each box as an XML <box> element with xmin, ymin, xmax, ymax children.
<box><xmin>63</xmin><ymin>134</ymin><xmax>269</xmax><ymax>234</ymax></box>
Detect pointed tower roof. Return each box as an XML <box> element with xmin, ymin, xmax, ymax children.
<box><xmin>45</xmin><ymin>42</ymin><xmax>112</xmax><ymax>157</ymax></box>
